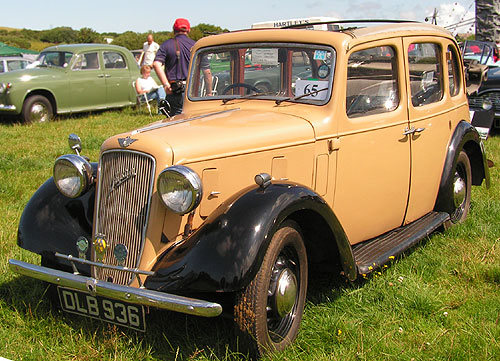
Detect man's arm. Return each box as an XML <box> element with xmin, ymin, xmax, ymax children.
<box><xmin>153</xmin><ymin>60</ymin><xmax>172</xmax><ymax>94</ymax></box>
<box><xmin>203</xmin><ymin>68</ymin><xmax>213</xmax><ymax>96</ymax></box>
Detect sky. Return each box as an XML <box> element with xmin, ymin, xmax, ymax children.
<box><xmin>2</xmin><ymin>0</ymin><xmax>475</xmax><ymax>34</ymax></box>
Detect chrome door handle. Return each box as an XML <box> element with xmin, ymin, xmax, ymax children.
<box><xmin>403</xmin><ymin>127</ymin><xmax>415</xmax><ymax>135</ymax></box>
<box><xmin>97</xmin><ymin>74</ymin><xmax>105</xmax><ymax>78</ymax></box>
<box><xmin>403</xmin><ymin>127</ymin><xmax>426</xmax><ymax>135</ymax></box>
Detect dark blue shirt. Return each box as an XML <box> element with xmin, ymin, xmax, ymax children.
<box><xmin>154</xmin><ymin>34</ymin><xmax>195</xmax><ymax>81</ymax></box>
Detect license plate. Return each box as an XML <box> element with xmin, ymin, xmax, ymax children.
<box><xmin>57</xmin><ymin>287</ymin><xmax>146</xmax><ymax>331</ymax></box>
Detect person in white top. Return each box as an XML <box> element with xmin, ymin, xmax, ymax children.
<box><xmin>135</xmin><ymin>64</ymin><xmax>166</xmax><ymax>102</ymax></box>
<box><xmin>141</xmin><ymin>34</ymin><xmax>160</xmax><ymax>66</ymax></box>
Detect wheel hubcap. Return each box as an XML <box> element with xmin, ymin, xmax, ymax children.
<box><xmin>31</xmin><ymin>103</ymin><xmax>49</xmax><ymax>122</ymax></box>
<box><xmin>453</xmin><ymin>170</ymin><xmax>466</xmax><ymax>208</ymax></box>
<box><xmin>275</xmin><ymin>268</ymin><xmax>297</xmax><ymax>318</ymax></box>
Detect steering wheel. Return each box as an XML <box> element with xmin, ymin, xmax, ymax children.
<box><xmin>222</xmin><ymin>82</ymin><xmax>260</xmax><ymax>95</ymax></box>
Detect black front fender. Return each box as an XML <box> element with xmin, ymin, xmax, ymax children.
<box><xmin>17</xmin><ymin>177</ymin><xmax>95</xmax><ymax>263</ymax></box>
<box><xmin>145</xmin><ymin>182</ymin><xmax>355</xmax><ymax>294</ymax></box>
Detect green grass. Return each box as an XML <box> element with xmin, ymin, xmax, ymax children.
<box><xmin>1</xmin><ymin>111</ymin><xmax>500</xmax><ymax>360</ymax></box>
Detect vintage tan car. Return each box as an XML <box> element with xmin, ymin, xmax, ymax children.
<box><xmin>9</xmin><ymin>21</ymin><xmax>490</xmax><ymax>357</ymax></box>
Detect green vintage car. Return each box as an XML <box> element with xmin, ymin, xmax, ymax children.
<box><xmin>0</xmin><ymin>44</ymin><xmax>140</xmax><ymax>123</ymax></box>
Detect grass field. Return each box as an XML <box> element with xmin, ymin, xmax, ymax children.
<box><xmin>0</xmin><ymin>109</ymin><xmax>499</xmax><ymax>360</ymax></box>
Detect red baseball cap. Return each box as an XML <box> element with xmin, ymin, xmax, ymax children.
<box><xmin>173</xmin><ymin>18</ymin><xmax>190</xmax><ymax>32</ymax></box>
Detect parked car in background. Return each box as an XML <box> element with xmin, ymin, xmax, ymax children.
<box><xmin>0</xmin><ymin>56</ymin><xmax>33</xmax><ymax>73</ymax></box>
<box><xmin>9</xmin><ymin>21</ymin><xmax>489</xmax><ymax>357</ymax></box>
<box><xmin>0</xmin><ymin>44</ymin><xmax>140</xmax><ymax>123</ymax></box>
<box><xmin>462</xmin><ymin>40</ymin><xmax>500</xmax><ymax>128</ymax></box>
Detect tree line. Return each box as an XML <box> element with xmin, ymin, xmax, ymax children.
<box><xmin>0</xmin><ymin>23</ymin><xmax>228</xmax><ymax>52</ymax></box>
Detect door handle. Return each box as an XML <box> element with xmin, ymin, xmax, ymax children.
<box><xmin>403</xmin><ymin>127</ymin><xmax>426</xmax><ymax>136</ymax></box>
<box><xmin>97</xmin><ymin>74</ymin><xmax>105</xmax><ymax>78</ymax></box>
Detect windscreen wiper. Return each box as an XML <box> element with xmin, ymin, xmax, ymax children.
<box><xmin>222</xmin><ymin>91</ymin><xmax>275</xmax><ymax>104</ymax></box>
<box><xmin>275</xmin><ymin>87</ymin><xmax>328</xmax><ymax>105</ymax></box>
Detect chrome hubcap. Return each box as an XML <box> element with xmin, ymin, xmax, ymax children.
<box><xmin>453</xmin><ymin>171</ymin><xmax>466</xmax><ymax>208</ymax></box>
<box><xmin>275</xmin><ymin>268</ymin><xmax>297</xmax><ymax>318</ymax></box>
<box><xmin>31</xmin><ymin>103</ymin><xmax>49</xmax><ymax>122</ymax></box>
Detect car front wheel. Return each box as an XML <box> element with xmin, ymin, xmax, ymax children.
<box><xmin>449</xmin><ymin>150</ymin><xmax>472</xmax><ymax>223</ymax></box>
<box><xmin>234</xmin><ymin>220</ymin><xmax>308</xmax><ymax>357</ymax></box>
<box><xmin>22</xmin><ymin>95</ymin><xmax>53</xmax><ymax>123</ymax></box>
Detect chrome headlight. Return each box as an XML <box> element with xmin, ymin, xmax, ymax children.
<box><xmin>53</xmin><ymin>154</ymin><xmax>93</xmax><ymax>198</ymax></box>
<box><xmin>157</xmin><ymin>165</ymin><xmax>202</xmax><ymax>214</ymax></box>
<box><xmin>0</xmin><ymin>83</ymin><xmax>11</xmax><ymax>94</ymax></box>
<box><xmin>482</xmin><ymin>99</ymin><xmax>493</xmax><ymax>111</ymax></box>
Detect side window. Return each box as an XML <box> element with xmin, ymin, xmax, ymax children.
<box><xmin>408</xmin><ymin>43</ymin><xmax>443</xmax><ymax>106</ymax></box>
<box><xmin>447</xmin><ymin>45</ymin><xmax>461</xmax><ymax>97</ymax></box>
<box><xmin>73</xmin><ymin>52</ymin><xmax>99</xmax><ymax>70</ymax></box>
<box><xmin>346</xmin><ymin>46</ymin><xmax>399</xmax><ymax>118</ymax></box>
<box><xmin>7</xmin><ymin>60</ymin><xmax>28</xmax><ymax>71</ymax></box>
<box><xmin>103</xmin><ymin>52</ymin><xmax>127</xmax><ymax>69</ymax></box>
<box><xmin>0</xmin><ymin>62</ymin><xmax>4</xmax><ymax>73</ymax></box>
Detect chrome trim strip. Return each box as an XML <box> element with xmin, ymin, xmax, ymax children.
<box><xmin>55</xmin><ymin>253</ymin><xmax>155</xmax><ymax>276</ymax></box>
<box><xmin>0</xmin><ymin>104</ymin><xmax>16</xmax><ymax>111</ymax></box>
<box><xmin>131</xmin><ymin>108</ymin><xmax>240</xmax><ymax>134</ymax></box>
<box><xmin>9</xmin><ymin>259</ymin><xmax>222</xmax><ymax>317</ymax></box>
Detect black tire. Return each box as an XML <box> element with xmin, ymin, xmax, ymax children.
<box><xmin>22</xmin><ymin>95</ymin><xmax>53</xmax><ymax>123</ymax></box>
<box><xmin>234</xmin><ymin>221</ymin><xmax>308</xmax><ymax>357</ymax></box>
<box><xmin>449</xmin><ymin>150</ymin><xmax>472</xmax><ymax>224</ymax></box>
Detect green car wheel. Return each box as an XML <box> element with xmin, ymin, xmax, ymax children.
<box><xmin>22</xmin><ymin>95</ymin><xmax>53</xmax><ymax>123</ymax></box>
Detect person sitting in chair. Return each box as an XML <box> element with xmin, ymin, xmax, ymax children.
<box><xmin>135</xmin><ymin>64</ymin><xmax>166</xmax><ymax>102</ymax></box>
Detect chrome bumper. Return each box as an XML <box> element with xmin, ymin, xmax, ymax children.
<box><xmin>0</xmin><ymin>104</ymin><xmax>16</xmax><ymax>111</ymax></box>
<box><xmin>9</xmin><ymin>259</ymin><xmax>222</xmax><ymax>317</ymax></box>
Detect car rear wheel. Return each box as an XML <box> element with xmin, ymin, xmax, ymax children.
<box><xmin>449</xmin><ymin>150</ymin><xmax>472</xmax><ymax>224</ymax></box>
<box><xmin>234</xmin><ymin>220</ymin><xmax>307</xmax><ymax>357</ymax></box>
<box><xmin>22</xmin><ymin>95</ymin><xmax>53</xmax><ymax>123</ymax></box>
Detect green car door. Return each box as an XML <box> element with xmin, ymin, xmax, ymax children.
<box><xmin>102</xmin><ymin>51</ymin><xmax>136</xmax><ymax>107</ymax></box>
<box><xmin>68</xmin><ymin>51</ymin><xmax>107</xmax><ymax>111</ymax></box>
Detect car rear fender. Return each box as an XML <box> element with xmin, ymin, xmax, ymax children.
<box><xmin>434</xmin><ymin>120</ymin><xmax>490</xmax><ymax>214</ymax></box>
<box><xmin>145</xmin><ymin>183</ymin><xmax>356</xmax><ymax>294</ymax></box>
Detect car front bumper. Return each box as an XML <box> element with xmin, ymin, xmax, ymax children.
<box><xmin>8</xmin><ymin>258</ymin><xmax>223</xmax><ymax>317</ymax></box>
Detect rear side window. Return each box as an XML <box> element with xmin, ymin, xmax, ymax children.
<box><xmin>103</xmin><ymin>52</ymin><xmax>127</xmax><ymax>69</ymax></box>
<box><xmin>346</xmin><ymin>46</ymin><xmax>399</xmax><ymax>118</ymax></box>
<box><xmin>447</xmin><ymin>45</ymin><xmax>461</xmax><ymax>97</ymax></box>
<box><xmin>408</xmin><ymin>43</ymin><xmax>443</xmax><ymax>106</ymax></box>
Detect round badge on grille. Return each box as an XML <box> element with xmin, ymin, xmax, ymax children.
<box><xmin>93</xmin><ymin>234</ymin><xmax>107</xmax><ymax>262</ymax></box>
<box><xmin>114</xmin><ymin>243</ymin><xmax>128</xmax><ymax>265</ymax></box>
<box><xmin>76</xmin><ymin>236</ymin><xmax>89</xmax><ymax>259</ymax></box>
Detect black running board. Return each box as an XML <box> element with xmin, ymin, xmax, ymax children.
<box><xmin>352</xmin><ymin>211</ymin><xmax>449</xmax><ymax>275</ymax></box>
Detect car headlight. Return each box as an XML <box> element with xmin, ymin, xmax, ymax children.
<box><xmin>157</xmin><ymin>165</ymin><xmax>202</xmax><ymax>214</ymax></box>
<box><xmin>482</xmin><ymin>99</ymin><xmax>493</xmax><ymax>110</ymax></box>
<box><xmin>53</xmin><ymin>154</ymin><xmax>93</xmax><ymax>198</ymax></box>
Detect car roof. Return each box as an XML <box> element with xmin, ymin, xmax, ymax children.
<box><xmin>41</xmin><ymin>43</ymin><xmax>130</xmax><ymax>53</ymax></box>
<box><xmin>194</xmin><ymin>21</ymin><xmax>454</xmax><ymax>51</ymax></box>
<box><xmin>0</xmin><ymin>56</ymin><xmax>33</xmax><ymax>61</ymax></box>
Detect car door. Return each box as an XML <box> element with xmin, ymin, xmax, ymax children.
<box><xmin>69</xmin><ymin>51</ymin><xmax>107</xmax><ymax>111</ymax></box>
<box><xmin>102</xmin><ymin>51</ymin><xmax>134</xmax><ymax>107</ymax></box>
<box><xmin>403</xmin><ymin>38</ymin><xmax>466</xmax><ymax>223</ymax></box>
<box><xmin>333</xmin><ymin>41</ymin><xmax>411</xmax><ymax>245</ymax></box>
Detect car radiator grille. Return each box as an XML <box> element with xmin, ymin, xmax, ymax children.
<box><xmin>93</xmin><ymin>150</ymin><xmax>155</xmax><ymax>285</ymax></box>
<box><xmin>469</xmin><ymin>92</ymin><xmax>500</xmax><ymax>112</ymax></box>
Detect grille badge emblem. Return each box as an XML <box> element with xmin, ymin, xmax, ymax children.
<box><xmin>118</xmin><ymin>136</ymin><xmax>138</xmax><ymax>148</ymax></box>
<box><xmin>114</xmin><ymin>244</ymin><xmax>128</xmax><ymax>266</ymax></box>
<box><xmin>109</xmin><ymin>168</ymin><xmax>137</xmax><ymax>195</ymax></box>
<box><xmin>93</xmin><ymin>234</ymin><xmax>107</xmax><ymax>262</ymax></box>
<box><xmin>76</xmin><ymin>236</ymin><xmax>89</xmax><ymax>259</ymax></box>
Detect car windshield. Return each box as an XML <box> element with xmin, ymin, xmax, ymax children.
<box><xmin>188</xmin><ymin>43</ymin><xmax>335</xmax><ymax>105</ymax></box>
<box><xmin>35</xmin><ymin>51</ymin><xmax>74</xmax><ymax>68</ymax></box>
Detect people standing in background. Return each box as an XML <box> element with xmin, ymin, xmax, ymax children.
<box><xmin>141</xmin><ymin>34</ymin><xmax>159</xmax><ymax>66</ymax></box>
<box><xmin>153</xmin><ymin>18</ymin><xmax>212</xmax><ymax>116</ymax></box>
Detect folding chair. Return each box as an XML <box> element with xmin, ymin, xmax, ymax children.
<box><xmin>133</xmin><ymin>81</ymin><xmax>152</xmax><ymax>117</ymax></box>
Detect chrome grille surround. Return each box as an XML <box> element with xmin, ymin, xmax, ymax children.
<box><xmin>92</xmin><ymin>150</ymin><xmax>156</xmax><ymax>285</ymax></box>
<box><xmin>468</xmin><ymin>91</ymin><xmax>500</xmax><ymax>112</ymax></box>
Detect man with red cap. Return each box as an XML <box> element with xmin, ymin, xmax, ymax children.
<box><xmin>153</xmin><ymin>18</ymin><xmax>212</xmax><ymax>116</ymax></box>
